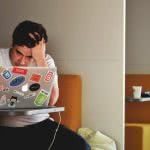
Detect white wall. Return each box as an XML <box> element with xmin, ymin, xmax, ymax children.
<box><xmin>126</xmin><ymin>0</ymin><xmax>150</xmax><ymax>73</ymax></box>
<box><xmin>0</xmin><ymin>0</ymin><xmax>124</xmax><ymax>149</ymax></box>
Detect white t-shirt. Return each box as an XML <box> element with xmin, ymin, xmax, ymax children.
<box><xmin>0</xmin><ymin>48</ymin><xmax>58</xmax><ymax>127</ymax></box>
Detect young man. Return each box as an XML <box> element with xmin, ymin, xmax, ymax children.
<box><xmin>0</xmin><ymin>20</ymin><xmax>90</xmax><ymax>150</ymax></box>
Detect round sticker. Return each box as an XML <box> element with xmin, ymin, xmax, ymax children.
<box><xmin>29</xmin><ymin>83</ymin><xmax>40</xmax><ymax>91</ymax></box>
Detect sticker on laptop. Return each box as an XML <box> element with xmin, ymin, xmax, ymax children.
<box><xmin>0</xmin><ymin>95</ymin><xmax>7</xmax><ymax>105</ymax></box>
<box><xmin>29</xmin><ymin>83</ymin><xmax>40</xmax><ymax>91</ymax></box>
<box><xmin>30</xmin><ymin>74</ymin><xmax>42</xmax><ymax>82</ymax></box>
<box><xmin>44</xmin><ymin>71</ymin><xmax>53</xmax><ymax>82</ymax></box>
<box><xmin>34</xmin><ymin>89</ymin><xmax>49</xmax><ymax>106</ymax></box>
<box><xmin>24</xmin><ymin>93</ymin><xmax>36</xmax><ymax>99</ymax></box>
<box><xmin>13</xmin><ymin>90</ymin><xmax>24</xmax><ymax>96</ymax></box>
<box><xmin>2</xmin><ymin>70</ymin><xmax>12</xmax><ymax>80</ymax></box>
<box><xmin>10</xmin><ymin>76</ymin><xmax>25</xmax><ymax>87</ymax></box>
<box><xmin>7</xmin><ymin>96</ymin><xmax>18</xmax><ymax>108</ymax></box>
<box><xmin>22</xmin><ymin>83</ymin><xmax>29</xmax><ymax>92</ymax></box>
<box><xmin>12</xmin><ymin>67</ymin><xmax>28</xmax><ymax>75</ymax></box>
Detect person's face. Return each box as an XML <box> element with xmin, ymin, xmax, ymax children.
<box><xmin>10</xmin><ymin>45</ymin><xmax>33</xmax><ymax>66</ymax></box>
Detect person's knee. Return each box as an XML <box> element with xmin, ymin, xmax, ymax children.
<box><xmin>76</xmin><ymin>135</ymin><xmax>91</xmax><ymax>150</ymax></box>
<box><xmin>57</xmin><ymin>125</ymin><xmax>91</xmax><ymax>150</ymax></box>
<box><xmin>82</xmin><ymin>140</ymin><xmax>91</xmax><ymax>150</ymax></box>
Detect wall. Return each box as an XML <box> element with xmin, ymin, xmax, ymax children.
<box><xmin>126</xmin><ymin>0</ymin><xmax>150</xmax><ymax>73</ymax></box>
<box><xmin>0</xmin><ymin>0</ymin><xmax>124</xmax><ymax>149</ymax></box>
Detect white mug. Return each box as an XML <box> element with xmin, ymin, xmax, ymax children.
<box><xmin>132</xmin><ymin>86</ymin><xmax>142</xmax><ymax>99</ymax></box>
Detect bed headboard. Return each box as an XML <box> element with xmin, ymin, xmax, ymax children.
<box><xmin>51</xmin><ymin>74</ymin><xmax>82</xmax><ymax>132</ymax></box>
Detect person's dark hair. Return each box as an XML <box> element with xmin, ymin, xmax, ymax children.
<box><xmin>12</xmin><ymin>20</ymin><xmax>48</xmax><ymax>48</ymax></box>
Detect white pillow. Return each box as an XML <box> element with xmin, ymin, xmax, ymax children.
<box><xmin>78</xmin><ymin>128</ymin><xmax>116</xmax><ymax>150</ymax></box>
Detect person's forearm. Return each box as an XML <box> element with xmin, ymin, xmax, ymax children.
<box><xmin>35</xmin><ymin>57</ymin><xmax>48</xmax><ymax>67</ymax></box>
<box><xmin>49</xmin><ymin>86</ymin><xmax>59</xmax><ymax>106</ymax></box>
<box><xmin>36</xmin><ymin>59</ymin><xmax>48</xmax><ymax>67</ymax></box>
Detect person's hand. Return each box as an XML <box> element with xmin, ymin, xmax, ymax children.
<box><xmin>29</xmin><ymin>33</ymin><xmax>48</xmax><ymax>67</ymax></box>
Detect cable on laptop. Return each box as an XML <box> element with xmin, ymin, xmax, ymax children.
<box><xmin>48</xmin><ymin>112</ymin><xmax>61</xmax><ymax>150</ymax></box>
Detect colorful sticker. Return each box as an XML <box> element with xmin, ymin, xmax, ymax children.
<box><xmin>13</xmin><ymin>90</ymin><xmax>24</xmax><ymax>96</ymax></box>
<box><xmin>12</xmin><ymin>67</ymin><xmax>28</xmax><ymax>75</ymax></box>
<box><xmin>29</xmin><ymin>83</ymin><xmax>40</xmax><ymax>91</ymax></box>
<box><xmin>10</xmin><ymin>76</ymin><xmax>25</xmax><ymax>87</ymax></box>
<box><xmin>24</xmin><ymin>93</ymin><xmax>36</xmax><ymax>99</ymax></box>
<box><xmin>0</xmin><ymin>95</ymin><xmax>7</xmax><ymax>105</ymax></box>
<box><xmin>2</xmin><ymin>70</ymin><xmax>12</xmax><ymax>80</ymax></box>
<box><xmin>30</xmin><ymin>74</ymin><xmax>41</xmax><ymax>82</ymax></box>
<box><xmin>44</xmin><ymin>71</ymin><xmax>53</xmax><ymax>82</ymax></box>
<box><xmin>34</xmin><ymin>89</ymin><xmax>49</xmax><ymax>106</ymax></box>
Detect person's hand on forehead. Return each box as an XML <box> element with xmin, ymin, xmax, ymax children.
<box><xmin>28</xmin><ymin>32</ymin><xmax>47</xmax><ymax>67</ymax></box>
<box><xmin>29</xmin><ymin>32</ymin><xmax>41</xmax><ymax>43</ymax></box>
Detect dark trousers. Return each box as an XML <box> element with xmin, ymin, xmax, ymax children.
<box><xmin>0</xmin><ymin>119</ymin><xmax>91</xmax><ymax>150</ymax></box>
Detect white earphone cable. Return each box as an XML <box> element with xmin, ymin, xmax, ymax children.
<box><xmin>48</xmin><ymin>112</ymin><xmax>61</xmax><ymax>150</ymax></box>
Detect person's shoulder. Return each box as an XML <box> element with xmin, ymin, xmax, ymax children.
<box><xmin>0</xmin><ymin>48</ymin><xmax>10</xmax><ymax>56</ymax></box>
<box><xmin>0</xmin><ymin>48</ymin><xmax>9</xmax><ymax>52</ymax></box>
<box><xmin>45</xmin><ymin>53</ymin><xmax>53</xmax><ymax>59</ymax></box>
<box><xmin>0</xmin><ymin>48</ymin><xmax>11</xmax><ymax>65</ymax></box>
<box><xmin>45</xmin><ymin>53</ymin><xmax>56</xmax><ymax>68</ymax></box>
<box><xmin>45</xmin><ymin>53</ymin><xmax>55</xmax><ymax>63</ymax></box>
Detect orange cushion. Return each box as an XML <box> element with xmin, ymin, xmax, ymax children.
<box><xmin>125</xmin><ymin>124</ymin><xmax>142</xmax><ymax>150</ymax></box>
<box><xmin>51</xmin><ymin>75</ymin><xmax>81</xmax><ymax>132</ymax></box>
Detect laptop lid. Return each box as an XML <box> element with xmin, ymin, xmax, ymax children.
<box><xmin>0</xmin><ymin>66</ymin><xmax>56</xmax><ymax>109</ymax></box>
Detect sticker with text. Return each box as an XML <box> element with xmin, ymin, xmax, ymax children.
<box><xmin>12</xmin><ymin>67</ymin><xmax>28</xmax><ymax>75</ymax></box>
<box><xmin>24</xmin><ymin>93</ymin><xmax>36</xmax><ymax>99</ymax></box>
<box><xmin>30</xmin><ymin>74</ymin><xmax>42</xmax><ymax>82</ymax></box>
<box><xmin>44</xmin><ymin>71</ymin><xmax>53</xmax><ymax>82</ymax></box>
<box><xmin>13</xmin><ymin>90</ymin><xmax>24</xmax><ymax>96</ymax></box>
<box><xmin>34</xmin><ymin>89</ymin><xmax>49</xmax><ymax>106</ymax></box>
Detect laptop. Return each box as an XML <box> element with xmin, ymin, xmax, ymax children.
<box><xmin>0</xmin><ymin>66</ymin><xmax>57</xmax><ymax>109</ymax></box>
